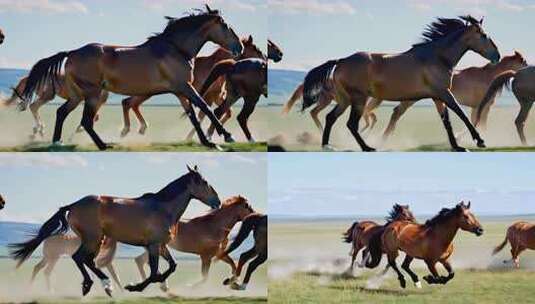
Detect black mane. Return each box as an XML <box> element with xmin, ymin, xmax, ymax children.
<box><xmin>424</xmin><ymin>204</ymin><xmax>461</xmax><ymax>227</ymax></box>
<box><xmin>414</xmin><ymin>15</ymin><xmax>480</xmax><ymax>47</ymax></box>
<box><xmin>385</xmin><ymin>204</ymin><xmax>407</xmax><ymax>223</ymax></box>
<box><xmin>147</xmin><ymin>8</ymin><xmax>220</xmax><ymax>42</ymax></box>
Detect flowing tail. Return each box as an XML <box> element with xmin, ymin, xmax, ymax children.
<box><xmin>199</xmin><ymin>59</ymin><xmax>236</xmax><ymax>97</ymax></box>
<box><xmin>302</xmin><ymin>60</ymin><xmax>338</xmax><ymax>111</ymax></box>
<box><xmin>493</xmin><ymin>235</ymin><xmax>509</xmax><ymax>255</ymax></box>
<box><xmin>9</xmin><ymin>205</ymin><xmax>70</xmax><ymax>268</ymax></box>
<box><xmin>281</xmin><ymin>83</ymin><xmax>304</xmax><ymax>115</ymax></box>
<box><xmin>475</xmin><ymin>70</ymin><xmax>516</xmax><ymax>126</ymax></box>
<box><xmin>364</xmin><ymin>228</ymin><xmax>384</xmax><ymax>268</ymax></box>
<box><xmin>95</xmin><ymin>237</ymin><xmax>118</xmax><ymax>268</ymax></box>
<box><xmin>1</xmin><ymin>77</ymin><xmax>28</xmax><ymax>109</ymax></box>
<box><xmin>21</xmin><ymin>51</ymin><xmax>70</xmax><ymax>107</ymax></box>
<box><xmin>342</xmin><ymin>221</ymin><xmax>358</xmax><ymax>243</ymax></box>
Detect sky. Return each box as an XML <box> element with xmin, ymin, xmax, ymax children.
<box><xmin>0</xmin><ymin>0</ymin><xmax>267</xmax><ymax>69</ymax></box>
<box><xmin>269</xmin><ymin>0</ymin><xmax>535</xmax><ymax>71</ymax></box>
<box><xmin>269</xmin><ymin>153</ymin><xmax>535</xmax><ymax>217</ymax></box>
<box><xmin>0</xmin><ymin>152</ymin><xmax>267</xmax><ymax>223</ymax></box>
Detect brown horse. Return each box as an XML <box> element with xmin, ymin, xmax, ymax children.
<box><xmin>21</xmin><ymin>6</ymin><xmax>243</xmax><ymax>150</ymax></box>
<box><xmin>221</xmin><ymin>213</ymin><xmax>267</xmax><ymax>290</ymax></box>
<box><xmin>2</xmin><ymin>75</ymin><xmax>107</xmax><ymax>139</ymax></box>
<box><xmin>342</xmin><ymin>204</ymin><xmax>416</xmax><ymax>275</ymax></box>
<box><xmin>363</xmin><ymin>51</ymin><xmax>528</xmax><ymax>139</ymax></box>
<box><xmin>95</xmin><ymin>195</ymin><xmax>255</xmax><ymax>291</ymax></box>
<box><xmin>303</xmin><ymin>16</ymin><xmax>500</xmax><ymax>152</ymax></box>
<box><xmin>476</xmin><ymin>66</ymin><xmax>535</xmax><ymax>145</ymax></box>
<box><xmin>119</xmin><ymin>36</ymin><xmax>265</xmax><ymax>139</ymax></box>
<box><xmin>268</xmin><ymin>39</ymin><xmax>283</xmax><ymax>63</ymax></box>
<box><xmin>379</xmin><ymin>201</ymin><xmax>483</xmax><ymax>289</ymax></box>
<box><xmin>493</xmin><ymin>221</ymin><xmax>535</xmax><ymax>268</ymax></box>
<box><xmin>10</xmin><ymin>165</ymin><xmax>221</xmax><ymax>296</ymax></box>
<box><xmin>30</xmin><ymin>235</ymin><xmax>123</xmax><ymax>292</ymax></box>
<box><xmin>200</xmin><ymin>58</ymin><xmax>267</xmax><ymax>142</ymax></box>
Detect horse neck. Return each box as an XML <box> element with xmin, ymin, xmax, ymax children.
<box><xmin>209</xmin><ymin>48</ymin><xmax>233</xmax><ymax>62</ymax></box>
<box><xmin>155</xmin><ymin>176</ymin><xmax>194</xmax><ymax>222</ymax></box>
<box><xmin>212</xmin><ymin>206</ymin><xmax>242</xmax><ymax>231</ymax></box>
<box><xmin>435</xmin><ymin>32</ymin><xmax>469</xmax><ymax>69</ymax></box>
<box><xmin>428</xmin><ymin>216</ymin><xmax>460</xmax><ymax>247</ymax></box>
<box><xmin>168</xmin><ymin>29</ymin><xmax>210</xmax><ymax>60</ymax></box>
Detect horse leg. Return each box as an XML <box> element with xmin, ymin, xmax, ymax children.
<box><xmin>437</xmin><ymin>90</ymin><xmax>485</xmax><ymax>148</ymax></box>
<box><xmin>220</xmin><ymin>253</ymin><xmax>237</xmax><ymax>276</ymax></box>
<box><xmin>80</xmin><ymin>96</ymin><xmax>108</xmax><ymax>150</ymax></box>
<box><xmin>322</xmin><ymin>102</ymin><xmax>348</xmax><ymax>150</ymax></box>
<box><xmin>223</xmin><ymin>246</ymin><xmax>257</xmax><ymax>286</ymax></box>
<box><xmin>125</xmin><ymin>244</ymin><xmax>160</xmax><ymax>292</ymax></box>
<box><xmin>359</xmin><ymin>248</ymin><xmax>372</xmax><ymax>268</ymax></box>
<box><xmin>135</xmin><ymin>251</ymin><xmax>149</xmax><ymax>281</ymax></box>
<box><xmin>191</xmin><ymin>254</ymin><xmax>211</xmax><ymax>288</ymax></box>
<box><xmin>401</xmin><ymin>256</ymin><xmax>421</xmax><ymax>288</ymax></box>
<box><xmin>438</xmin><ymin>259</ymin><xmax>455</xmax><ymax>284</ymax></box>
<box><xmin>52</xmin><ymin>98</ymin><xmax>82</xmax><ymax>145</ymax></box>
<box><xmin>433</xmin><ymin>100</ymin><xmax>466</xmax><ymax>152</ymax></box>
<box><xmin>71</xmin><ymin>245</ymin><xmax>96</xmax><ymax>296</ymax></box>
<box><xmin>132</xmin><ymin>104</ymin><xmax>148</xmax><ymax>135</ymax></box>
<box><xmin>207</xmin><ymin>92</ymin><xmax>239</xmax><ymax>140</ymax></box>
<box><xmin>185</xmin><ymin>111</ymin><xmax>206</xmax><ymax>141</ymax></box>
<box><xmin>231</xmin><ymin>252</ymin><xmax>267</xmax><ymax>291</ymax></box>
<box><xmin>29</xmin><ymin>97</ymin><xmax>48</xmax><ymax>138</ymax></box>
<box><xmin>512</xmin><ymin>245</ymin><xmax>525</xmax><ymax>268</ymax></box>
<box><xmin>387</xmin><ymin>254</ymin><xmax>406</xmax><ymax>288</ymax></box>
<box><xmin>120</xmin><ymin>97</ymin><xmax>133</xmax><ymax>137</ymax></box>
<box><xmin>514</xmin><ymin>97</ymin><xmax>533</xmax><ymax>146</ymax></box>
<box><xmin>31</xmin><ymin>257</ymin><xmax>47</xmax><ymax>284</ymax></box>
<box><xmin>237</xmin><ymin>95</ymin><xmax>260</xmax><ymax>143</ymax></box>
<box><xmin>423</xmin><ymin>260</ymin><xmax>441</xmax><ymax>285</ymax></box>
<box><xmin>105</xmin><ymin>263</ymin><xmax>124</xmax><ymax>291</ymax></box>
<box><xmin>155</xmin><ymin>245</ymin><xmax>176</xmax><ymax>289</ymax></box>
<box><xmin>178</xmin><ymin>96</ymin><xmax>218</xmax><ymax>149</ymax></box>
<box><xmin>383</xmin><ymin>101</ymin><xmax>416</xmax><ymax>141</ymax></box>
<box><xmin>347</xmin><ymin>98</ymin><xmax>375</xmax><ymax>151</ymax></box>
<box><xmin>311</xmin><ymin>95</ymin><xmax>330</xmax><ymax>132</ymax></box>
<box><xmin>44</xmin><ymin>257</ymin><xmax>59</xmax><ymax>292</ymax></box>
<box><xmin>361</xmin><ymin>98</ymin><xmax>382</xmax><ymax>132</ymax></box>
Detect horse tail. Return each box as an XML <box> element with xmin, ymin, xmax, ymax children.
<box><xmin>302</xmin><ymin>59</ymin><xmax>338</xmax><ymax>111</ymax></box>
<box><xmin>0</xmin><ymin>77</ymin><xmax>27</xmax><ymax>109</ymax></box>
<box><xmin>223</xmin><ymin>214</ymin><xmax>257</xmax><ymax>256</ymax></box>
<box><xmin>95</xmin><ymin>237</ymin><xmax>118</xmax><ymax>268</ymax></box>
<box><xmin>281</xmin><ymin>83</ymin><xmax>304</xmax><ymax>115</ymax></box>
<box><xmin>199</xmin><ymin>59</ymin><xmax>235</xmax><ymax>97</ymax></box>
<box><xmin>9</xmin><ymin>205</ymin><xmax>70</xmax><ymax>268</ymax></box>
<box><xmin>342</xmin><ymin>221</ymin><xmax>358</xmax><ymax>243</ymax></box>
<box><xmin>365</xmin><ymin>229</ymin><xmax>384</xmax><ymax>269</ymax></box>
<box><xmin>476</xmin><ymin>70</ymin><xmax>516</xmax><ymax>126</ymax></box>
<box><xmin>493</xmin><ymin>229</ymin><xmax>511</xmax><ymax>255</ymax></box>
<box><xmin>21</xmin><ymin>51</ymin><xmax>70</xmax><ymax>107</ymax></box>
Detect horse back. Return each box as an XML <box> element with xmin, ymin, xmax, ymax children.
<box><xmin>508</xmin><ymin>221</ymin><xmax>535</xmax><ymax>249</ymax></box>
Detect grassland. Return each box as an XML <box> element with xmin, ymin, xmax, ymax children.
<box><xmin>0</xmin><ymin>105</ymin><xmax>268</xmax><ymax>152</ymax></box>
<box><xmin>269</xmin><ymin>217</ymin><xmax>535</xmax><ymax>303</ymax></box>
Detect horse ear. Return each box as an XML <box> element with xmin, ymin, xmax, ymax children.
<box><xmin>467</xmin><ymin>201</ymin><xmax>471</xmax><ymax>209</ymax></box>
<box><xmin>515</xmin><ymin>50</ymin><xmax>521</xmax><ymax>57</ymax></box>
<box><xmin>194</xmin><ymin>165</ymin><xmax>199</xmax><ymax>171</ymax></box>
<box><xmin>479</xmin><ymin>17</ymin><xmax>484</xmax><ymax>24</ymax></box>
<box><xmin>187</xmin><ymin>165</ymin><xmax>194</xmax><ymax>173</ymax></box>
<box><xmin>206</xmin><ymin>4</ymin><xmax>214</xmax><ymax>13</ymax></box>
<box><xmin>247</xmin><ymin>35</ymin><xmax>253</xmax><ymax>44</ymax></box>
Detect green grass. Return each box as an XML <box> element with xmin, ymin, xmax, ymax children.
<box><xmin>41</xmin><ymin>296</ymin><xmax>266</xmax><ymax>304</ymax></box>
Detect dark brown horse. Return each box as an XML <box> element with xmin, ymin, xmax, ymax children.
<box><xmin>0</xmin><ymin>29</ymin><xmax>4</xmax><ymax>45</ymax></box>
<box><xmin>268</xmin><ymin>39</ymin><xmax>283</xmax><ymax>63</ymax></box>
<box><xmin>303</xmin><ymin>16</ymin><xmax>500</xmax><ymax>152</ymax></box>
<box><xmin>493</xmin><ymin>221</ymin><xmax>535</xmax><ymax>268</ymax></box>
<box><xmin>378</xmin><ymin>201</ymin><xmax>483</xmax><ymax>289</ymax></box>
<box><xmin>21</xmin><ymin>6</ymin><xmax>243</xmax><ymax>150</ymax></box>
<box><xmin>221</xmin><ymin>213</ymin><xmax>267</xmax><ymax>290</ymax></box>
<box><xmin>201</xmin><ymin>58</ymin><xmax>267</xmax><ymax>142</ymax></box>
<box><xmin>0</xmin><ymin>194</ymin><xmax>5</xmax><ymax>210</ymax></box>
<box><xmin>10</xmin><ymin>165</ymin><xmax>221</xmax><ymax>297</ymax></box>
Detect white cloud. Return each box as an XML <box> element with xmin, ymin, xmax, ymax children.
<box><xmin>143</xmin><ymin>0</ymin><xmax>256</xmax><ymax>12</ymax></box>
<box><xmin>0</xmin><ymin>0</ymin><xmax>88</xmax><ymax>14</ymax></box>
<box><xmin>0</xmin><ymin>153</ymin><xmax>88</xmax><ymax>168</ymax></box>
<box><xmin>408</xmin><ymin>0</ymin><xmax>533</xmax><ymax>13</ymax></box>
<box><xmin>269</xmin><ymin>0</ymin><xmax>356</xmax><ymax>15</ymax></box>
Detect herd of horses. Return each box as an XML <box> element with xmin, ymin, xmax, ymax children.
<box><xmin>1</xmin><ymin>5</ymin><xmax>283</xmax><ymax>150</ymax></box>
<box><xmin>343</xmin><ymin>202</ymin><xmax>535</xmax><ymax>288</ymax></box>
<box><xmin>281</xmin><ymin>15</ymin><xmax>535</xmax><ymax>151</ymax></box>
<box><xmin>6</xmin><ymin>166</ymin><xmax>267</xmax><ymax>296</ymax></box>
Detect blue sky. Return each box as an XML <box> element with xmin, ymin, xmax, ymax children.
<box><xmin>0</xmin><ymin>152</ymin><xmax>266</xmax><ymax>223</ymax></box>
<box><xmin>0</xmin><ymin>0</ymin><xmax>267</xmax><ymax>69</ymax></box>
<box><xmin>269</xmin><ymin>153</ymin><xmax>535</xmax><ymax>217</ymax></box>
<box><xmin>269</xmin><ymin>0</ymin><xmax>535</xmax><ymax>70</ymax></box>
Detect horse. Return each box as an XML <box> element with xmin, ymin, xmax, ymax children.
<box><xmin>476</xmin><ymin>66</ymin><xmax>535</xmax><ymax>145</ymax></box>
<box><xmin>119</xmin><ymin>35</ymin><xmax>265</xmax><ymax>139</ymax></box>
<box><xmin>302</xmin><ymin>16</ymin><xmax>500</xmax><ymax>152</ymax></box>
<box><xmin>200</xmin><ymin>58</ymin><xmax>267</xmax><ymax>142</ymax></box>
<box><xmin>30</xmin><ymin>235</ymin><xmax>123</xmax><ymax>292</ymax></box>
<box><xmin>95</xmin><ymin>195</ymin><xmax>255</xmax><ymax>291</ymax></box>
<box><xmin>342</xmin><ymin>204</ymin><xmax>416</xmax><ymax>276</ymax></box>
<box><xmin>493</xmin><ymin>221</ymin><xmax>535</xmax><ymax>268</ymax></box>
<box><xmin>268</xmin><ymin>39</ymin><xmax>283</xmax><ymax>63</ymax></box>
<box><xmin>0</xmin><ymin>194</ymin><xmax>5</xmax><ymax>210</ymax></box>
<box><xmin>377</xmin><ymin>201</ymin><xmax>483</xmax><ymax>289</ymax></box>
<box><xmin>0</xmin><ymin>29</ymin><xmax>4</xmax><ymax>45</ymax></box>
<box><xmin>363</xmin><ymin>51</ymin><xmax>528</xmax><ymax>140</ymax></box>
<box><xmin>9</xmin><ymin>165</ymin><xmax>221</xmax><ymax>297</ymax></box>
<box><xmin>21</xmin><ymin>5</ymin><xmax>243</xmax><ymax>150</ymax></box>
<box><xmin>2</xmin><ymin>75</ymin><xmax>107</xmax><ymax>139</ymax></box>
<box><xmin>221</xmin><ymin>213</ymin><xmax>267</xmax><ymax>290</ymax></box>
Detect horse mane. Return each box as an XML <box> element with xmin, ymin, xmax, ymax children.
<box><xmin>385</xmin><ymin>204</ymin><xmax>413</xmax><ymax>223</ymax></box>
<box><xmin>413</xmin><ymin>15</ymin><xmax>480</xmax><ymax>47</ymax></box>
<box><xmin>146</xmin><ymin>8</ymin><xmax>221</xmax><ymax>42</ymax></box>
<box><xmin>152</xmin><ymin>172</ymin><xmax>193</xmax><ymax>202</ymax></box>
<box><xmin>177</xmin><ymin>196</ymin><xmax>251</xmax><ymax>225</ymax></box>
<box><xmin>424</xmin><ymin>204</ymin><xmax>462</xmax><ymax>227</ymax></box>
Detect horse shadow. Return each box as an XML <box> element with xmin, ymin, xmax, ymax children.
<box><xmin>302</xmin><ymin>270</ymin><xmax>366</xmax><ymax>281</ymax></box>
<box><xmin>328</xmin><ymin>285</ymin><xmax>431</xmax><ymax>296</ymax></box>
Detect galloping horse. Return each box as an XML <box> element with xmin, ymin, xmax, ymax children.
<box><xmin>3</xmin><ymin>75</ymin><xmax>107</xmax><ymax>139</ymax></box>
<box><xmin>268</xmin><ymin>39</ymin><xmax>283</xmax><ymax>63</ymax></box>
<box><xmin>21</xmin><ymin>6</ymin><xmax>243</xmax><ymax>150</ymax></box>
<box><xmin>221</xmin><ymin>213</ymin><xmax>267</xmax><ymax>290</ymax></box>
<box><xmin>378</xmin><ymin>201</ymin><xmax>483</xmax><ymax>288</ymax></box>
<box><xmin>303</xmin><ymin>16</ymin><xmax>500</xmax><ymax>152</ymax></box>
<box><xmin>476</xmin><ymin>66</ymin><xmax>535</xmax><ymax>145</ymax></box>
<box><xmin>342</xmin><ymin>204</ymin><xmax>416</xmax><ymax>275</ymax></box>
<box><xmin>119</xmin><ymin>36</ymin><xmax>265</xmax><ymax>139</ymax></box>
<box><xmin>95</xmin><ymin>195</ymin><xmax>255</xmax><ymax>291</ymax></box>
<box><xmin>201</xmin><ymin>58</ymin><xmax>267</xmax><ymax>142</ymax></box>
<box><xmin>10</xmin><ymin>165</ymin><xmax>221</xmax><ymax>296</ymax></box>
<box><xmin>493</xmin><ymin>221</ymin><xmax>535</xmax><ymax>268</ymax></box>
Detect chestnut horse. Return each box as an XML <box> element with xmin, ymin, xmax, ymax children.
<box><xmin>3</xmin><ymin>75</ymin><xmax>107</xmax><ymax>139</ymax></box>
<box><xmin>342</xmin><ymin>204</ymin><xmax>416</xmax><ymax>275</ymax></box>
<box><xmin>268</xmin><ymin>39</ymin><xmax>283</xmax><ymax>63</ymax></box>
<box><xmin>10</xmin><ymin>165</ymin><xmax>221</xmax><ymax>297</ymax></box>
<box><xmin>476</xmin><ymin>66</ymin><xmax>535</xmax><ymax>145</ymax></box>
<box><xmin>201</xmin><ymin>58</ymin><xmax>267</xmax><ymax>142</ymax></box>
<box><xmin>95</xmin><ymin>195</ymin><xmax>255</xmax><ymax>291</ymax></box>
<box><xmin>21</xmin><ymin>6</ymin><xmax>243</xmax><ymax>150</ymax></box>
<box><xmin>493</xmin><ymin>221</ymin><xmax>535</xmax><ymax>268</ymax></box>
<box><xmin>221</xmin><ymin>213</ymin><xmax>267</xmax><ymax>290</ymax></box>
<box><xmin>378</xmin><ymin>201</ymin><xmax>483</xmax><ymax>289</ymax></box>
<box><xmin>303</xmin><ymin>16</ymin><xmax>500</xmax><ymax>152</ymax></box>
<box><xmin>119</xmin><ymin>36</ymin><xmax>265</xmax><ymax>139</ymax></box>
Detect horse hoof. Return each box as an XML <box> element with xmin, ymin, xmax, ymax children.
<box><xmin>453</xmin><ymin>146</ymin><xmax>468</xmax><ymax>152</ymax></box>
<box><xmin>224</xmin><ymin>134</ymin><xmax>235</xmax><ymax>143</ymax></box>
<box><xmin>160</xmin><ymin>281</ymin><xmax>169</xmax><ymax>292</ymax></box>
<box><xmin>248</xmin><ymin>138</ymin><xmax>256</xmax><ymax>144</ymax></box>
<box><xmin>125</xmin><ymin>284</ymin><xmax>139</xmax><ymax>292</ymax></box>
<box><xmin>223</xmin><ymin>278</ymin><xmax>231</xmax><ymax>285</ymax></box>
<box><xmin>82</xmin><ymin>280</ymin><xmax>93</xmax><ymax>296</ymax></box>
<box><xmin>362</xmin><ymin>146</ymin><xmax>376</xmax><ymax>152</ymax></box>
<box><xmin>230</xmin><ymin>282</ymin><xmax>246</xmax><ymax>291</ymax></box>
<box><xmin>101</xmin><ymin>279</ymin><xmax>113</xmax><ymax>297</ymax></box>
<box><xmin>415</xmin><ymin>281</ymin><xmax>422</xmax><ymax>289</ymax></box>
<box><xmin>120</xmin><ymin>129</ymin><xmax>130</xmax><ymax>138</ymax></box>
<box><xmin>322</xmin><ymin>145</ymin><xmax>337</xmax><ymax>152</ymax></box>
<box><xmin>477</xmin><ymin>140</ymin><xmax>486</xmax><ymax>148</ymax></box>
<box><xmin>138</xmin><ymin>127</ymin><xmax>147</xmax><ymax>135</ymax></box>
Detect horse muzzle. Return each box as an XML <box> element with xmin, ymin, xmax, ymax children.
<box><xmin>489</xmin><ymin>52</ymin><xmax>500</xmax><ymax>64</ymax></box>
<box><xmin>208</xmin><ymin>197</ymin><xmax>221</xmax><ymax>210</ymax></box>
<box><xmin>473</xmin><ymin>227</ymin><xmax>484</xmax><ymax>236</ymax></box>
